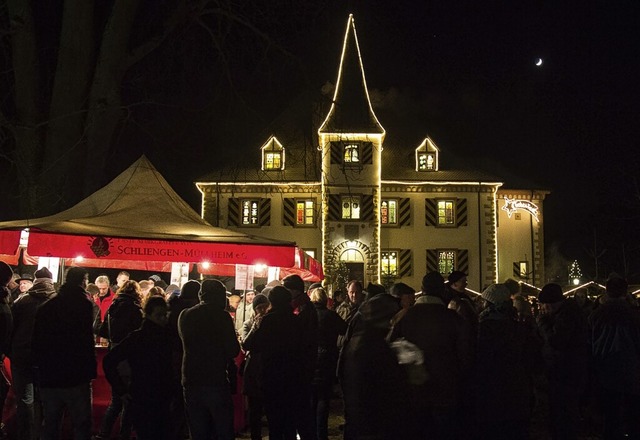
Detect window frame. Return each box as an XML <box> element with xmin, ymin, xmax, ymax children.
<box><xmin>437</xmin><ymin>199</ymin><xmax>456</xmax><ymax>227</ymax></box>
<box><xmin>295</xmin><ymin>199</ymin><xmax>316</xmax><ymax>226</ymax></box>
<box><xmin>264</xmin><ymin>151</ymin><xmax>282</xmax><ymax>170</ymax></box>
<box><xmin>342</xmin><ymin>142</ymin><xmax>362</xmax><ymax>169</ymax></box>
<box><xmin>437</xmin><ymin>249</ymin><xmax>456</xmax><ymax>276</ymax></box>
<box><xmin>341</xmin><ymin>195</ymin><xmax>361</xmax><ymax>220</ymax></box>
<box><xmin>381</xmin><ymin>249</ymin><xmax>399</xmax><ymax>277</ymax></box>
<box><xmin>381</xmin><ymin>198</ymin><xmax>399</xmax><ymax>226</ymax></box>
<box><xmin>240</xmin><ymin>199</ymin><xmax>261</xmax><ymax>226</ymax></box>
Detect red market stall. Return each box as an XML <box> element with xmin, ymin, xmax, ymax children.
<box><xmin>0</xmin><ymin>156</ymin><xmax>297</xmax><ymax>435</ymax></box>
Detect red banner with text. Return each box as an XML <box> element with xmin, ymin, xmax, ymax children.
<box><xmin>26</xmin><ymin>230</ymin><xmax>295</xmax><ymax>266</ymax></box>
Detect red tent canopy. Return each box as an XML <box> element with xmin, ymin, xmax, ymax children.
<box><xmin>0</xmin><ymin>156</ymin><xmax>296</xmax><ymax>267</ymax></box>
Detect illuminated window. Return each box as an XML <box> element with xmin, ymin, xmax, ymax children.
<box><xmin>303</xmin><ymin>249</ymin><xmax>316</xmax><ymax>259</ymax></box>
<box><xmin>438</xmin><ymin>250</ymin><xmax>456</xmax><ymax>275</ymax></box>
<box><xmin>342</xmin><ymin>196</ymin><xmax>360</xmax><ymax>220</ymax></box>
<box><xmin>241</xmin><ymin>200</ymin><xmax>259</xmax><ymax>225</ymax></box>
<box><xmin>265</xmin><ymin>152</ymin><xmax>282</xmax><ymax>170</ymax></box>
<box><xmin>381</xmin><ymin>250</ymin><xmax>398</xmax><ymax>276</ymax></box>
<box><xmin>344</xmin><ymin>144</ymin><xmax>360</xmax><ymax>163</ymax></box>
<box><xmin>437</xmin><ymin>200</ymin><xmax>455</xmax><ymax>226</ymax></box>
<box><xmin>296</xmin><ymin>200</ymin><xmax>315</xmax><ymax>225</ymax></box>
<box><xmin>418</xmin><ymin>154</ymin><xmax>435</xmax><ymax>171</ymax></box>
<box><xmin>381</xmin><ymin>199</ymin><xmax>398</xmax><ymax>225</ymax></box>
<box><xmin>518</xmin><ymin>261</ymin><xmax>528</xmax><ymax>278</ymax></box>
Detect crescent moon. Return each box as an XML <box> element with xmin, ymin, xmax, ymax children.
<box><xmin>535</xmin><ymin>58</ymin><xmax>543</xmax><ymax>66</ymax></box>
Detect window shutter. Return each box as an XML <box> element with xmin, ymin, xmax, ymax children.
<box><xmin>283</xmin><ymin>198</ymin><xmax>295</xmax><ymax>226</ymax></box>
<box><xmin>426</xmin><ymin>249</ymin><xmax>438</xmax><ymax>273</ymax></box>
<box><xmin>259</xmin><ymin>199</ymin><xmax>271</xmax><ymax>226</ymax></box>
<box><xmin>361</xmin><ymin>194</ymin><xmax>374</xmax><ymax>221</ymax></box>
<box><xmin>456</xmin><ymin>249</ymin><xmax>469</xmax><ymax>274</ymax></box>
<box><xmin>227</xmin><ymin>198</ymin><xmax>240</xmax><ymax>226</ymax></box>
<box><xmin>330</xmin><ymin>142</ymin><xmax>342</xmax><ymax>164</ymax></box>
<box><xmin>361</xmin><ymin>142</ymin><xmax>373</xmax><ymax>164</ymax></box>
<box><xmin>398</xmin><ymin>249</ymin><xmax>413</xmax><ymax>278</ymax></box>
<box><xmin>398</xmin><ymin>198</ymin><xmax>411</xmax><ymax>226</ymax></box>
<box><xmin>456</xmin><ymin>198</ymin><xmax>468</xmax><ymax>227</ymax></box>
<box><xmin>328</xmin><ymin>194</ymin><xmax>341</xmax><ymax>220</ymax></box>
<box><xmin>425</xmin><ymin>199</ymin><xmax>437</xmax><ymax>226</ymax></box>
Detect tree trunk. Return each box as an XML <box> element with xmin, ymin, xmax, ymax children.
<box><xmin>85</xmin><ymin>0</ymin><xmax>142</xmax><ymax>195</ymax></box>
<box><xmin>42</xmin><ymin>0</ymin><xmax>96</xmax><ymax>214</ymax></box>
<box><xmin>7</xmin><ymin>0</ymin><xmax>42</xmax><ymax>217</ymax></box>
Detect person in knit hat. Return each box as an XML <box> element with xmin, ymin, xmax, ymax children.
<box><xmin>243</xmin><ymin>285</ymin><xmax>302</xmax><ymax>439</ymax></box>
<box><xmin>166</xmin><ymin>279</ymin><xmax>201</xmax><ymax>439</ymax></box>
<box><xmin>10</xmin><ymin>266</ymin><xmax>57</xmax><ymax>439</ymax></box>
<box><xmin>389</xmin><ymin>272</ymin><xmax>472</xmax><ymax>438</ymax></box>
<box><xmin>589</xmin><ymin>275</ymin><xmax>640</xmax><ymax>439</ymax></box>
<box><xmin>282</xmin><ymin>274</ymin><xmax>317</xmax><ymax>440</ymax></box>
<box><xmin>536</xmin><ymin>283</ymin><xmax>588</xmax><ymax>440</ymax></box>
<box><xmin>33</xmin><ymin>266</ymin><xmax>96</xmax><ymax>439</ymax></box>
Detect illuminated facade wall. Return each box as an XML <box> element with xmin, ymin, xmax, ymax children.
<box><xmin>196</xmin><ymin>15</ymin><xmax>548</xmax><ymax>292</ymax></box>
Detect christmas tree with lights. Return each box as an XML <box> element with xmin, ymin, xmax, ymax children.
<box><xmin>569</xmin><ymin>260</ymin><xmax>582</xmax><ymax>285</ymax></box>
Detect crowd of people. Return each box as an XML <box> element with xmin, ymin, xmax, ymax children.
<box><xmin>0</xmin><ymin>261</ymin><xmax>638</xmax><ymax>439</ymax></box>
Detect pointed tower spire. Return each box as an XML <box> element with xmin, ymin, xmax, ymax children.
<box><xmin>318</xmin><ymin>15</ymin><xmax>385</xmax><ymax>135</ymax></box>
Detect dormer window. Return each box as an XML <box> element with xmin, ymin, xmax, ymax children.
<box><xmin>415</xmin><ymin>137</ymin><xmax>440</xmax><ymax>172</ymax></box>
<box><xmin>261</xmin><ymin>136</ymin><xmax>285</xmax><ymax>171</ymax></box>
<box><xmin>265</xmin><ymin>152</ymin><xmax>282</xmax><ymax>170</ymax></box>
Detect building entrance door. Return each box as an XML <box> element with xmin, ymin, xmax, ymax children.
<box><xmin>345</xmin><ymin>262</ymin><xmax>364</xmax><ymax>284</ymax></box>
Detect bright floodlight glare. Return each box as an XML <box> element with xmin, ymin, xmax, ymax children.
<box><xmin>254</xmin><ymin>263</ymin><xmax>267</xmax><ymax>271</ymax></box>
<box><xmin>75</xmin><ymin>256</ymin><xmax>84</xmax><ymax>262</ymax></box>
<box><xmin>201</xmin><ymin>261</ymin><xmax>210</xmax><ymax>269</ymax></box>
<box><xmin>572</xmin><ymin>278</ymin><xmax>580</xmax><ymax>285</ymax></box>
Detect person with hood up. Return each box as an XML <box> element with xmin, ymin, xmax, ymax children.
<box><xmin>475</xmin><ymin>284</ymin><xmax>541</xmax><ymax>439</ymax></box>
<box><xmin>178</xmin><ymin>279</ymin><xmax>240</xmax><ymax>440</ymax></box>
<box><xmin>10</xmin><ymin>267</ymin><xmax>56</xmax><ymax>440</ymax></box>
<box><xmin>341</xmin><ymin>293</ymin><xmax>407</xmax><ymax>440</ymax></box>
<box><xmin>240</xmin><ymin>293</ymin><xmax>270</xmax><ymax>440</ymax></box>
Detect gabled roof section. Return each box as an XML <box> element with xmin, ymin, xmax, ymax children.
<box><xmin>318</xmin><ymin>15</ymin><xmax>385</xmax><ymax>136</ymax></box>
<box><xmin>415</xmin><ymin>137</ymin><xmax>440</xmax><ymax>171</ymax></box>
<box><xmin>260</xmin><ymin>136</ymin><xmax>285</xmax><ymax>171</ymax></box>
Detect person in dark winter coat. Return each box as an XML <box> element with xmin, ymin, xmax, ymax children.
<box><xmin>243</xmin><ymin>286</ymin><xmax>302</xmax><ymax>440</ymax></box>
<box><xmin>167</xmin><ymin>279</ymin><xmax>201</xmax><ymax>438</ymax></box>
<box><xmin>341</xmin><ymin>293</ymin><xmax>407</xmax><ymax>440</ymax></box>
<box><xmin>103</xmin><ymin>296</ymin><xmax>174</xmax><ymax>440</ymax></box>
<box><xmin>389</xmin><ymin>272</ymin><xmax>473</xmax><ymax>439</ymax></box>
<box><xmin>32</xmin><ymin>267</ymin><xmax>96</xmax><ymax>440</ymax></box>
<box><xmin>536</xmin><ymin>283</ymin><xmax>588</xmax><ymax>440</ymax></box>
<box><xmin>178</xmin><ymin>279</ymin><xmax>240</xmax><ymax>440</ymax></box>
<box><xmin>241</xmin><ymin>293</ymin><xmax>270</xmax><ymax>440</ymax></box>
<box><xmin>310</xmin><ymin>287</ymin><xmax>347</xmax><ymax>440</ymax></box>
<box><xmin>588</xmin><ymin>275</ymin><xmax>640</xmax><ymax>439</ymax></box>
<box><xmin>10</xmin><ymin>267</ymin><xmax>56</xmax><ymax>440</ymax></box>
<box><xmin>95</xmin><ymin>280</ymin><xmax>143</xmax><ymax>440</ymax></box>
<box><xmin>0</xmin><ymin>262</ymin><xmax>13</xmax><ymax>438</ymax></box>
<box><xmin>475</xmin><ymin>284</ymin><xmax>541</xmax><ymax>440</ymax></box>
<box><xmin>283</xmin><ymin>274</ymin><xmax>318</xmax><ymax>440</ymax></box>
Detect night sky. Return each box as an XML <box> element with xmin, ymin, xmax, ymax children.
<box><xmin>4</xmin><ymin>1</ymin><xmax>640</xmax><ymax>282</ymax></box>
